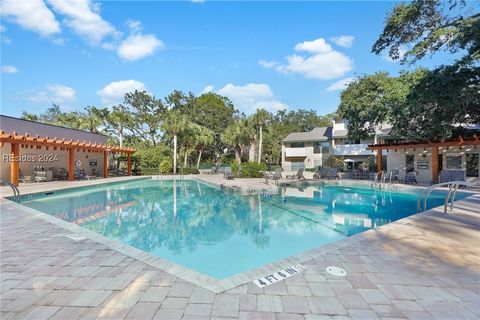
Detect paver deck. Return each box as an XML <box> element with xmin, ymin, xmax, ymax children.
<box><xmin>1</xmin><ymin>177</ymin><xmax>479</xmax><ymax>319</ymax></box>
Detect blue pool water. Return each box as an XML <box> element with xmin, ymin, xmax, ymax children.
<box><xmin>17</xmin><ymin>178</ymin><xmax>470</xmax><ymax>279</ymax></box>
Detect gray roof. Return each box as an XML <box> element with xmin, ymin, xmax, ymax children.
<box><xmin>0</xmin><ymin>115</ymin><xmax>108</xmax><ymax>145</ymax></box>
<box><xmin>283</xmin><ymin>127</ymin><xmax>332</xmax><ymax>143</ymax></box>
<box><xmin>333</xmin><ymin>129</ymin><xmax>348</xmax><ymax>138</ymax></box>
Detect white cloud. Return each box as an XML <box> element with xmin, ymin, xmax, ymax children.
<box><xmin>29</xmin><ymin>84</ymin><xmax>76</xmax><ymax>104</ymax></box>
<box><xmin>217</xmin><ymin>83</ymin><xmax>287</xmax><ymax>114</ymax></box>
<box><xmin>0</xmin><ymin>0</ymin><xmax>61</xmax><ymax>37</ymax></box>
<box><xmin>1</xmin><ymin>65</ymin><xmax>18</xmax><ymax>74</ymax></box>
<box><xmin>46</xmin><ymin>0</ymin><xmax>116</xmax><ymax>44</ymax></box>
<box><xmin>326</xmin><ymin>77</ymin><xmax>355</xmax><ymax>92</ymax></box>
<box><xmin>201</xmin><ymin>85</ymin><xmax>215</xmax><ymax>94</ymax></box>
<box><xmin>117</xmin><ymin>34</ymin><xmax>163</xmax><ymax>61</ymax></box>
<box><xmin>258</xmin><ymin>60</ymin><xmax>278</xmax><ymax>68</ymax></box>
<box><xmin>97</xmin><ymin>80</ymin><xmax>146</xmax><ymax>105</ymax></box>
<box><xmin>0</xmin><ymin>24</ymin><xmax>6</xmax><ymax>32</ymax></box>
<box><xmin>294</xmin><ymin>38</ymin><xmax>332</xmax><ymax>54</ymax></box>
<box><xmin>278</xmin><ymin>51</ymin><xmax>353</xmax><ymax>80</ymax></box>
<box><xmin>330</xmin><ymin>35</ymin><xmax>354</xmax><ymax>48</ymax></box>
<box><xmin>260</xmin><ymin>37</ymin><xmax>353</xmax><ymax>80</ymax></box>
<box><xmin>126</xmin><ymin>19</ymin><xmax>142</xmax><ymax>33</ymax></box>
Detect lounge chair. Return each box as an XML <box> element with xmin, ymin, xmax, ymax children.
<box><xmin>314</xmin><ymin>168</ymin><xmax>329</xmax><ymax>179</ymax></box>
<box><xmin>439</xmin><ymin>170</ymin><xmax>465</xmax><ymax>183</ymax></box>
<box><xmin>209</xmin><ymin>166</ymin><xmax>217</xmax><ymax>175</ymax></box>
<box><xmin>404</xmin><ymin>171</ymin><xmax>417</xmax><ymax>184</ymax></box>
<box><xmin>286</xmin><ymin>168</ymin><xmax>305</xmax><ymax>180</ymax></box>
<box><xmin>19</xmin><ymin>169</ymin><xmax>32</xmax><ymax>183</ymax></box>
<box><xmin>223</xmin><ymin>167</ymin><xmax>234</xmax><ymax>180</ymax></box>
<box><xmin>56</xmin><ymin>168</ymin><xmax>69</xmax><ymax>180</ymax></box>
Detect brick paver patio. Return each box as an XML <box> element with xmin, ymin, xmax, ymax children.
<box><xmin>1</xmin><ymin>182</ymin><xmax>479</xmax><ymax>319</ymax></box>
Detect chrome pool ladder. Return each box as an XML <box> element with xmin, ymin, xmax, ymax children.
<box><xmin>416</xmin><ymin>181</ymin><xmax>470</xmax><ymax>214</ymax></box>
<box><xmin>0</xmin><ymin>179</ymin><xmax>20</xmax><ymax>203</ymax></box>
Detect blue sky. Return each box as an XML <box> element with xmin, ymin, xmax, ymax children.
<box><xmin>1</xmin><ymin>1</ymin><xmax>455</xmax><ymax>117</ymax></box>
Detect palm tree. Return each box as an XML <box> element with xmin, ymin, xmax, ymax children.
<box><xmin>162</xmin><ymin>109</ymin><xmax>187</xmax><ymax>174</ymax></box>
<box><xmin>252</xmin><ymin>108</ymin><xmax>270</xmax><ymax>164</ymax></box>
<box><xmin>195</xmin><ymin>126</ymin><xmax>214</xmax><ymax>169</ymax></box>
<box><xmin>242</xmin><ymin>118</ymin><xmax>257</xmax><ymax>162</ymax></box>
<box><xmin>221</xmin><ymin>121</ymin><xmax>246</xmax><ymax>164</ymax></box>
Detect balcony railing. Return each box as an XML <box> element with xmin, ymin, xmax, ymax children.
<box><xmin>333</xmin><ymin>144</ymin><xmax>371</xmax><ymax>156</ymax></box>
<box><xmin>285</xmin><ymin>147</ymin><xmax>307</xmax><ymax>157</ymax></box>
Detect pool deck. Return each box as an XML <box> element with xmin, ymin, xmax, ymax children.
<box><xmin>1</xmin><ymin>176</ymin><xmax>480</xmax><ymax>319</ymax></box>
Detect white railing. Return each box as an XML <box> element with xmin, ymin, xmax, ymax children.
<box><xmin>333</xmin><ymin>144</ymin><xmax>371</xmax><ymax>156</ymax></box>
<box><xmin>285</xmin><ymin>148</ymin><xmax>307</xmax><ymax>157</ymax></box>
<box><xmin>416</xmin><ymin>181</ymin><xmax>470</xmax><ymax>213</ymax></box>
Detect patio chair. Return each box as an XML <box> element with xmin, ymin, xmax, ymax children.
<box><xmin>56</xmin><ymin>168</ymin><xmax>68</xmax><ymax>181</ymax></box>
<box><xmin>19</xmin><ymin>169</ymin><xmax>32</xmax><ymax>183</ymax></box>
<box><xmin>223</xmin><ymin>167</ymin><xmax>234</xmax><ymax>180</ymax></box>
<box><xmin>74</xmin><ymin>168</ymin><xmax>87</xmax><ymax>180</ymax></box>
<box><xmin>327</xmin><ymin>168</ymin><xmax>338</xmax><ymax>180</ymax></box>
<box><xmin>286</xmin><ymin>168</ymin><xmax>305</xmax><ymax>180</ymax></box>
<box><xmin>272</xmin><ymin>168</ymin><xmax>283</xmax><ymax>185</ymax></box>
<box><xmin>439</xmin><ymin>170</ymin><xmax>465</xmax><ymax>183</ymax></box>
<box><xmin>314</xmin><ymin>168</ymin><xmax>329</xmax><ymax>179</ymax></box>
<box><xmin>209</xmin><ymin>166</ymin><xmax>218</xmax><ymax>175</ymax></box>
<box><xmin>404</xmin><ymin>171</ymin><xmax>417</xmax><ymax>184</ymax></box>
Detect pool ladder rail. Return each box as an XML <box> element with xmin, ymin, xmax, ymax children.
<box><xmin>372</xmin><ymin>171</ymin><xmax>398</xmax><ymax>190</ymax></box>
<box><xmin>416</xmin><ymin>181</ymin><xmax>470</xmax><ymax>214</ymax></box>
<box><xmin>0</xmin><ymin>179</ymin><xmax>20</xmax><ymax>203</ymax></box>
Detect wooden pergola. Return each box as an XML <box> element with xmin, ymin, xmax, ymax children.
<box><xmin>1</xmin><ymin>131</ymin><xmax>135</xmax><ymax>186</ymax></box>
<box><xmin>368</xmin><ymin>135</ymin><xmax>479</xmax><ymax>183</ymax></box>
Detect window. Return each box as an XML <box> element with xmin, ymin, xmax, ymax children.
<box><xmin>313</xmin><ymin>141</ymin><xmax>330</xmax><ymax>154</ymax></box>
<box><xmin>466</xmin><ymin>154</ymin><xmax>479</xmax><ymax>177</ymax></box>
<box><xmin>345</xmin><ymin>139</ymin><xmax>361</xmax><ymax>145</ymax></box>
<box><xmin>406</xmin><ymin>154</ymin><xmax>415</xmax><ymax>173</ymax></box>
<box><xmin>446</xmin><ymin>155</ymin><xmax>462</xmax><ymax>169</ymax></box>
<box><xmin>290</xmin><ymin>142</ymin><xmax>305</xmax><ymax>148</ymax></box>
<box><xmin>291</xmin><ymin>161</ymin><xmax>305</xmax><ymax>171</ymax></box>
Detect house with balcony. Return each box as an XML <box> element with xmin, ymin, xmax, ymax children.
<box><xmin>332</xmin><ymin>119</ymin><xmax>391</xmax><ymax>170</ymax></box>
<box><xmin>281</xmin><ymin>119</ymin><xmax>391</xmax><ymax>172</ymax></box>
<box><xmin>281</xmin><ymin>127</ymin><xmax>332</xmax><ymax>171</ymax></box>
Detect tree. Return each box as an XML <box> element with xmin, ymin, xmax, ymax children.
<box><xmin>162</xmin><ymin>109</ymin><xmax>187</xmax><ymax>174</ymax></box>
<box><xmin>106</xmin><ymin>105</ymin><xmax>133</xmax><ymax>147</ymax></box>
<box><xmin>221</xmin><ymin>121</ymin><xmax>246</xmax><ymax>164</ymax></box>
<box><xmin>372</xmin><ymin>0</ymin><xmax>479</xmax><ymax>65</ymax></box>
<box><xmin>82</xmin><ymin>106</ymin><xmax>108</xmax><ymax>134</ymax></box>
<box><xmin>194</xmin><ymin>126</ymin><xmax>214</xmax><ymax>169</ymax></box>
<box><xmin>124</xmin><ymin>90</ymin><xmax>166</xmax><ymax>146</ymax></box>
<box><xmin>241</xmin><ymin>118</ymin><xmax>257</xmax><ymax>162</ymax></box>
<box><xmin>251</xmin><ymin>109</ymin><xmax>271</xmax><ymax>164</ymax></box>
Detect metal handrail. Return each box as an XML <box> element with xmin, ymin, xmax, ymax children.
<box><xmin>416</xmin><ymin>181</ymin><xmax>469</xmax><ymax>214</ymax></box>
<box><xmin>0</xmin><ymin>179</ymin><xmax>20</xmax><ymax>202</ymax></box>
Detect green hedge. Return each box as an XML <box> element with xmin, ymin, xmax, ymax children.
<box><xmin>180</xmin><ymin>167</ymin><xmax>200</xmax><ymax>175</ymax></box>
<box><xmin>235</xmin><ymin>162</ymin><xmax>266</xmax><ymax>178</ymax></box>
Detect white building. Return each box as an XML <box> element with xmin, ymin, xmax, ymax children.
<box><xmin>281</xmin><ymin>118</ymin><xmax>480</xmax><ymax>185</ymax></box>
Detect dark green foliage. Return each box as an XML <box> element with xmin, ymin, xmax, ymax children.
<box><xmin>238</xmin><ymin>162</ymin><xmax>266</xmax><ymax>178</ymax></box>
<box><xmin>180</xmin><ymin>167</ymin><xmax>200</xmax><ymax>175</ymax></box>
<box><xmin>159</xmin><ymin>159</ymin><xmax>173</xmax><ymax>174</ymax></box>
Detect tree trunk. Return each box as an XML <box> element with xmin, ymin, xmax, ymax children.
<box><xmin>173</xmin><ymin>133</ymin><xmax>177</xmax><ymax>174</ymax></box>
<box><xmin>196</xmin><ymin>148</ymin><xmax>203</xmax><ymax>169</ymax></box>
<box><xmin>248</xmin><ymin>141</ymin><xmax>256</xmax><ymax>162</ymax></box>
<box><xmin>118</xmin><ymin>126</ymin><xmax>124</xmax><ymax>147</ymax></box>
<box><xmin>235</xmin><ymin>147</ymin><xmax>241</xmax><ymax>164</ymax></box>
<box><xmin>184</xmin><ymin>147</ymin><xmax>189</xmax><ymax>168</ymax></box>
<box><xmin>258</xmin><ymin>126</ymin><xmax>263</xmax><ymax>164</ymax></box>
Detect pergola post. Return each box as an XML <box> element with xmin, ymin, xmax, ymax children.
<box><xmin>432</xmin><ymin>146</ymin><xmax>439</xmax><ymax>183</ymax></box>
<box><xmin>376</xmin><ymin>149</ymin><xmax>383</xmax><ymax>173</ymax></box>
<box><xmin>127</xmin><ymin>153</ymin><xmax>132</xmax><ymax>176</ymax></box>
<box><xmin>10</xmin><ymin>143</ymin><xmax>19</xmax><ymax>186</ymax></box>
<box><xmin>104</xmin><ymin>150</ymin><xmax>108</xmax><ymax>178</ymax></box>
<box><xmin>68</xmin><ymin>148</ymin><xmax>74</xmax><ymax>181</ymax></box>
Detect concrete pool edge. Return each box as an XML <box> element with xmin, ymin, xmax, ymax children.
<box><xmin>2</xmin><ymin>176</ymin><xmax>478</xmax><ymax>293</ymax></box>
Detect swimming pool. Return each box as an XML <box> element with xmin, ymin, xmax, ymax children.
<box><xmin>16</xmin><ymin>178</ymin><xmax>470</xmax><ymax>279</ymax></box>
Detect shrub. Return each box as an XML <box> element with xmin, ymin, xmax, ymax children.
<box><xmin>180</xmin><ymin>167</ymin><xmax>200</xmax><ymax>175</ymax></box>
<box><xmin>159</xmin><ymin>159</ymin><xmax>173</xmax><ymax>174</ymax></box>
<box><xmin>231</xmin><ymin>162</ymin><xmax>240</xmax><ymax>175</ymax></box>
<box><xmin>238</xmin><ymin>162</ymin><xmax>266</xmax><ymax>178</ymax></box>
<box><xmin>324</xmin><ymin>155</ymin><xmax>345</xmax><ymax>171</ymax></box>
